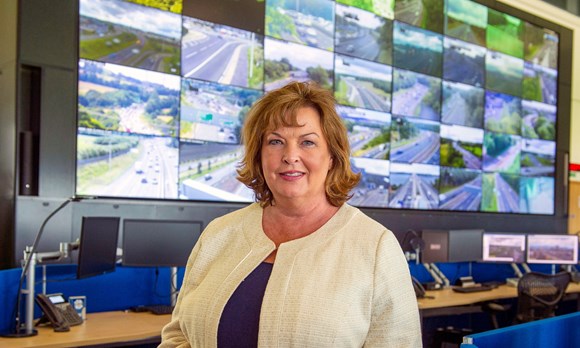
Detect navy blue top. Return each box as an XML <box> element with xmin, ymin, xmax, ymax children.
<box><xmin>218</xmin><ymin>262</ymin><xmax>274</xmax><ymax>348</ymax></box>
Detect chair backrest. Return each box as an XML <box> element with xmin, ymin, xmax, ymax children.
<box><xmin>516</xmin><ymin>271</ymin><xmax>571</xmax><ymax>323</ymax></box>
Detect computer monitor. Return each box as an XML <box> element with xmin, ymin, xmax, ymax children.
<box><xmin>421</xmin><ymin>229</ymin><xmax>484</xmax><ymax>263</ymax></box>
<box><xmin>526</xmin><ymin>234</ymin><xmax>579</xmax><ymax>265</ymax></box>
<box><xmin>122</xmin><ymin>219</ymin><xmax>202</xmax><ymax>267</ymax></box>
<box><xmin>481</xmin><ymin>233</ymin><xmax>526</xmax><ymax>263</ymax></box>
<box><xmin>77</xmin><ymin>216</ymin><xmax>120</xmax><ymax>279</ymax></box>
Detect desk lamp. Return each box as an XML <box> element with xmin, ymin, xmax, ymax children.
<box><xmin>1</xmin><ymin>196</ymin><xmax>90</xmax><ymax>338</ymax></box>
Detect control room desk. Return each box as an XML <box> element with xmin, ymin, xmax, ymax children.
<box><xmin>0</xmin><ymin>311</ymin><xmax>171</xmax><ymax>348</ymax></box>
<box><xmin>417</xmin><ymin>282</ymin><xmax>580</xmax><ymax>318</ymax></box>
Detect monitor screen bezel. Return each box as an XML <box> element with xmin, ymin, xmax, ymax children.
<box><xmin>526</xmin><ymin>233</ymin><xmax>579</xmax><ymax>265</ymax></box>
<box><xmin>76</xmin><ymin>216</ymin><xmax>121</xmax><ymax>279</ymax></box>
<box><xmin>121</xmin><ymin>218</ymin><xmax>202</xmax><ymax>267</ymax></box>
<box><xmin>481</xmin><ymin>232</ymin><xmax>527</xmax><ymax>263</ymax></box>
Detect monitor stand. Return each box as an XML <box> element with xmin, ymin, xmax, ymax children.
<box><xmin>506</xmin><ymin>277</ymin><xmax>519</xmax><ymax>287</ymax></box>
<box><xmin>139</xmin><ymin>267</ymin><xmax>178</xmax><ymax>315</ymax></box>
<box><xmin>170</xmin><ymin>266</ymin><xmax>178</xmax><ymax>307</ymax></box>
<box><xmin>521</xmin><ymin>263</ymin><xmax>532</xmax><ymax>274</ymax></box>
<box><xmin>423</xmin><ymin>263</ymin><xmax>450</xmax><ymax>288</ymax></box>
<box><xmin>506</xmin><ymin>263</ymin><xmax>529</xmax><ymax>287</ymax></box>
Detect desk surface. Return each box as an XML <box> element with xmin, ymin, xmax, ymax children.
<box><xmin>418</xmin><ymin>282</ymin><xmax>580</xmax><ymax>310</ymax></box>
<box><xmin>0</xmin><ymin>311</ymin><xmax>171</xmax><ymax>348</ymax></box>
<box><xmin>3</xmin><ymin>283</ymin><xmax>579</xmax><ymax>347</ymax></box>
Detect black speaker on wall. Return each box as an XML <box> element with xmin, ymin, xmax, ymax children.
<box><xmin>19</xmin><ymin>131</ymin><xmax>38</xmax><ymax>196</ymax></box>
<box><xmin>18</xmin><ymin>65</ymin><xmax>41</xmax><ymax>196</ymax></box>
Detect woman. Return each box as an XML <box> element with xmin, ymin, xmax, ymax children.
<box><xmin>160</xmin><ymin>81</ymin><xmax>422</xmax><ymax>347</ymax></box>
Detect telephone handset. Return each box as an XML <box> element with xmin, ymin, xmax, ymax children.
<box><xmin>35</xmin><ymin>293</ymin><xmax>83</xmax><ymax>332</ymax></box>
<box><xmin>411</xmin><ymin>276</ymin><xmax>427</xmax><ymax>298</ymax></box>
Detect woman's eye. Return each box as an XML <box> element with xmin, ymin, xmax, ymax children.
<box><xmin>268</xmin><ymin>139</ymin><xmax>283</xmax><ymax>145</ymax></box>
<box><xmin>302</xmin><ymin>140</ymin><xmax>315</xmax><ymax>146</ymax></box>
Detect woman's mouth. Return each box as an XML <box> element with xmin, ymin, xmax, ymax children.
<box><xmin>281</xmin><ymin>171</ymin><xmax>304</xmax><ymax>178</ymax></box>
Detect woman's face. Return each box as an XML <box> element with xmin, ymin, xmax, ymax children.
<box><xmin>261</xmin><ymin>107</ymin><xmax>333</xmax><ymax>206</ymax></box>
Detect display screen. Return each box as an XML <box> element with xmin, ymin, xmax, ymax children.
<box><xmin>48</xmin><ymin>294</ymin><xmax>66</xmax><ymax>304</ymax></box>
<box><xmin>481</xmin><ymin>232</ymin><xmax>526</xmax><ymax>263</ymax></box>
<box><xmin>77</xmin><ymin>216</ymin><xmax>120</xmax><ymax>279</ymax></box>
<box><xmin>76</xmin><ymin>0</ymin><xmax>561</xmax><ymax>215</ymax></box>
<box><xmin>526</xmin><ymin>234</ymin><xmax>579</xmax><ymax>265</ymax></box>
<box><xmin>122</xmin><ymin>219</ymin><xmax>202</xmax><ymax>267</ymax></box>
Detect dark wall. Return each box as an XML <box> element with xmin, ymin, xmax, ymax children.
<box><xmin>9</xmin><ymin>0</ymin><xmax>573</xmax><ymax>266</ymax></box>
<box><xmin>0</xmin><ymin>1</ymin><xmax>18</xmax><ymax>269</ymax></box>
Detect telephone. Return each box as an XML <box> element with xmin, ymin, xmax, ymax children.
<box><xmin>35</xmin><ymin>293</ymin><xmax>83</xmax><ymax>332</ymax></box>
<box><xmin>411</xmin><ymin>276</ymin><xmax>427</xmax><ymax>298</ymax></box>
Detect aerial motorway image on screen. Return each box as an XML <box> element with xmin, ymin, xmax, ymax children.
<box><xmin>78</xmin><ymin>59</ymin><xmax>180</xmax><ymax>137</ymax></box>
<box><xmin>392</xmin><ymin>69</ymin><xmax>441</xmax><ymax>120</ymax></box>
<box><xmin>178</xmin><ymin>141</ymin><xmax>252</xmax><ymax>202</ymax></box>
<box><xmin>335</xmin><ymin>3</ymin><xmax>392</xmax><ymax>65</ymax></box>
<box><xmin>77</xmin><ymin>132</ymin><xmax>179</xmax><ymax>200</ymax></box>
<box><xmin>388</xmin><ymin>162</ymin><xmax>439</xmax><ymax>210</ymax></box>
<box><xmin>339</xmin><ymin>105</ymin><xmax>391</xmax><ymax>160</ymax></box>
<box><xmin>390</xmin><ymin>116</ymin><xmax>440</xmax><ymax>165</ymax></box>
<box><xmin>482</xmin><ymin>172</ymin><xmax>520</xmax><ymax>213</ymax></box>
<box><xmin>441</xmin><ymin>80</ymin><xmax>484</xmax><ymax>128</ymax></box>
<box><xmin>181</xmin><ymin>17</ymin><xmax>264</xmax><ymax>90</ymax></box>
<box><xmin>334</xmin><ymin>55</ymin><xmax>392</xmax><ymax>112</ymax></box>
<box><xmin>439</xmin><ymin>124</ymin><xmax>483</xmax><ymax>170</ymax></box>
<box><xmin>439</xmin><ymin>167</ymin><xmax>482</xmax><ymax>211</ymax></box>
<box><xmin>80</xmin><ymin>0</ymin><xmax>181</xmax><ymax>75</ymax></box>
<box><xmin>393</xmin><ymin>21</ymin><xmax>442</xmax><ymax>78</ymax></box>
<box><xmin>349</xmin><ymin>157</ymin><xmax>391</xmax><ymax>208</ymax></box>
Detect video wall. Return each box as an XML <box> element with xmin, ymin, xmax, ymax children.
<box><xmin>76</xmin><ymin>0</ymin><xmax>561</xmax><ymax>215</ymax></box>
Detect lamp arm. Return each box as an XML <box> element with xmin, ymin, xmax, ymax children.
<box><xmin>6</xmin><ymin>197</ymin><xmax>78</xmax><ymax>336</ymax></box>
<box><xmin>19</xmin><ymin>198</ymin><xmax>74</xmax><ymax>281</ymax></box>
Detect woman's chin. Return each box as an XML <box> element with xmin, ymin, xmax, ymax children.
<box><xmin>274</xmin><ymin>191</ymin><xmax>325</xmax><ymax>204</ymax></box>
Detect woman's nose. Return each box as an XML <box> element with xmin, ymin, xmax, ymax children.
<box><xmin>282</xmin><ymin>146</ymin><xmax>299</xmax><ymax>163</ymax></box>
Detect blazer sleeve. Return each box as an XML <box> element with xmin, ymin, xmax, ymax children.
<box><xmin>364</xmin><ymin>230</ymin><xmax>423</xmax><ymax>347</ymax></box>
<box><xmin>158</xmin><ymin>233</ymin><xmax>204</xmax><ymax>348</ymax></box>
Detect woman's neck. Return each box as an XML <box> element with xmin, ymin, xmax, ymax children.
<box><xmin>262</xmin><ymin>201</ymin><xmax>339</xmax><ymax>247</ymax></box>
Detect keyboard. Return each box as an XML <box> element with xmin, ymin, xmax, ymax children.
<box><xmin>452</xmin><ymin>285</ymin><xmax>494</xmax><ymax>293</ymax></box>
<box><xmin>144</xmin><ymin>304</ymin><xmax>174</xmax><ymax>315</ymax></box>
<box><xmin>482</xmin><ymin>280</ymin><xmax>505</xmax><ymax>288</ymax></box>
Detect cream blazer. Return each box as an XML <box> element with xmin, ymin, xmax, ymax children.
<box><xmin>160</xmin><ymin>203</ymin><xmax>422</xmax><ymax>347</ymax></box>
